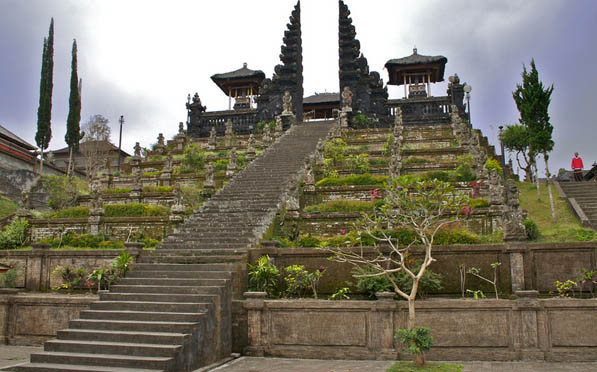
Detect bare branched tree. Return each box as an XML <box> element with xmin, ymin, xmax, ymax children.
<box><xmin>81</xmin><ymin>114</ymin><xmax>112</xmax><ymax>179</ymax></box>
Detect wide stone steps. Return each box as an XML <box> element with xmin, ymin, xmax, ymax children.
<box><xmin>17</xmin><ymin>363</ymin><xmax>164</xmax><ymax>372</ymax></box>
<box><xmin>90</xmin><ymin>301</ymin><xmax>211</xmax><ymax>313</ymax></box>
<box><xmin>30</xmin><ymin>352</ymin><xmax>172</xmax><ymax>370</ymax></box>
<box><xmin>110</xmin><ymin>285</ymin><xmax>224</xmax><ymax>295</ymax></box>
<box><xmin>57</xmin><ymin>329</ymin><xmax>190</xmax><ymax>345</ymax></box>
<box><xmin>559</xmin><ymin>181</ymin><xmax>597</xmax><ymax>229</ymax></box>
<box><xmin>44</xmin><ymin>340</ymin><xmax>181</xmax><ymax>358</ymax></box>
<box><xmin>79</xmin><ymin>309</ymin><xmax>205</xmax><ymax>323</ymax></box>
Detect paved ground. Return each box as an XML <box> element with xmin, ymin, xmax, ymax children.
<box><xmin>208</xmin><ymin>356</ymin><xmax>597</xmax><ymax>372</ymax></box>
<box><xmin>1</xmin><ymin>347</ymin><xmax>597</xmax><ymax>372</ymax></box>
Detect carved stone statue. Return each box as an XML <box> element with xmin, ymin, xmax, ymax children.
<box><xmin>204</xmin><ymin>163</ymin><xmax>215</xmax><ymax>189</ymax></box>
<box><xmin>89</xmin><ymin>177</ymin><xmax>103</xmax><ymax>209</ymax></box>
<box><xmin>225</xmin><ymin>120</ymin><xmax>234</xmax><ymax>147</ymax></box>
<box><xmin>226</xmin><ymin>147</ymin><xmax>237</xmax><ymax>177</ymax></box>
<box><xmin>133</xmin><ymin>142</ymin><xmax>142</xmax><ymax>157</ymax></box>
<box><xmin>174</xmin><ymin>183</ymin><xmax>183</xmax><ymax>205</ymax></box>
<box><xmin>247</xmin><ymin>134</ymin><xmax>256</xmax><ymax>159</ymax></box>
<box><xmin>164</xmin><ymin>152</ymin><xmax>173</xmax><ymax>172</ymax></box>
<box><xmin>489</xmin><ymin>169</ymin><xmax>504</xmax><ymax>205</ymax></box>
<box><xmin>157</xmin><ymin>133</ymin><xmax>165</xmax><ymax>146</ymax></box>
<box><xmin>393</xmin><ymin>107</ymin><xmax>403</xmax><ymax>137</ymax></box>
<box><xmin>21</xmin><ymin>190</ymin><xmax>29</xmax><ymax>209</ymax></box>
<box><xmin>282</xmin><ymin>91</ymin><xmax>293</xmax><ymax>114</ymax></box>
<box><xmin>304</xmin><ymin>158</ymin><xmax>315</xmax><ymax>186</ymax></box>
<box><xmin>208</xmin><ymin>127</ymin><xmax>217</xmax><ymax>149</ymax></box>
<box><xmin>178</xmin><ymin>122</ymin><xmax>185</xmax><ymax>135</ymax></box>
<box><xmin>503</xmin><ymin>180</ymin><xmax>526</xmax><ymax>241</ymax></box>
<box><xmin>341</xmin><ymin>86</ymin><xmax>353</xmax><ymax>111</ymax></box>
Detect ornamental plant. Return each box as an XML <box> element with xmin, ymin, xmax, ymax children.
<box><xmin>283</xmin><ymin>264</ymin><xmax>325</xmax><ymax>298</ymax></box>
<box><xmin>395</xmin><ymin>326</ymin><xmax>433</xmax><ymax>366</ymax></box>
<box><xmin>248</xmin><ymin>255</ymin><xmax>280</xmax><ymax>297</ymax></box>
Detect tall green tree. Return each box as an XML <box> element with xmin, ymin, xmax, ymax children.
<box><xmin>65</xmin><ymin>39</ymin><xmax>82</xmax><ymax>177</ymax></box>
<box><xmin>512</xmin><ymin>59</ymin><xmax>556</xmax><ymax>221</ymax></box>
<box><xmin>35</xmin><ymin>18</ymin><xmax>54</xmax><ymax>174</ymax></box>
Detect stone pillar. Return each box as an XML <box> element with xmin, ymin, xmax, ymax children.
<box><xmin>507</xmin><ymin>242</ymin><xmax>527</xmax><ymax>293</ymax></box>
<box><xmin>514</xmin><ymin>290</ymin><xmax>544</xmax><ymax>360</ymax></box>
<box><xmin>159</xmin><ymin>171</ymin><xmax>172</xmax><ymax>187</ymax></box>
<box><xmin>124</xmin><ymin>241</ymin><xmax>145</xmax><ymax>261</ymax></box>
<box><xmin>155</xmin><ymin>133</ymin><xmax>166</xmax><ymax>154</ymax></box>
<box><xmin>130</xmin><ymin>156</ymin><xmax>142</xmax><ymax>177</ymax></box>
<box><xmin>225</xmin><ymin>119</ymin><xmax>233</xmax><ymax>147</ymax></box>
<box><xmin>374</xmin><ymin>292</ymin><xmax>397</xmax><ymax>359</ymax></box>
<box><xmin>26</xmin><ymin>243</ymin><xmax>51</xmax><ymax>290</ymax></box>
<box><xmin>243</xmin><ymin>292</ymin><xmax>267</xmax><ymax>356</ymax></box>
<box><xmin>88</xmin><ymin>207</ymin><xmax>104</xmax><ymax>235</ymax></box>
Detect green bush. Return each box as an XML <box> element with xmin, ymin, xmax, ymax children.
<box><xmin>323</xmin><ymin>138</ymin><xmax>347</xmax><ymax>166</ymax></box>
<box><xmin>101</xmin><ymin>188</ymin><xmax>131</xmax><ymax>194</ymax></box>
<box><xmin>394</xmin><ymin>326</ymin><xmax>433</xmax><ymax>366</ymax></box>
<box><xmin>283</xmin><ymin>264</ymin><xmax>324</xmax><ymax>298</ymax></box>
<box><xmin>347</xmin><ymin>154</ymin><xmax>371</xmax><ymax>174</ymax></box>
<box><xmin>523</xmin><ymin>218</ymin><xmax>539</xmax><ymax>240</ymax></box>
<box><xmin>248</xmin><ymin>255</ymin><xmax>280</xmax><ymax>297</ymax></box>
<box><xmin>42</xmin><ymin>175</ymin><xmax>87</xmax><ymax>210</ymax></box>
<box><xmin>470</xmin><ymin>198</ymin><xmax>489</xmax><ymax>208</ymax></box>
<box><xmin>213</xmin><ymin>159</ymin><xmax>229</xmax><ymax>170</ymax></box>
<box><xmin>142</xmin><ymin>171</ymin><xmax>162</xmax><ymax>177</ymax></box>
<box><xmin>142</xmin><ymin>186</ymin><xmax>173</xmax><ymax>193</ymax></box>
<box><xmin>104</xmin><ymin>203</ymin><xmax>168</xmax><ymax>217</ymax></box>
<box><xmin>0</xmin><ymin>196</ymin><xmax>19</xmax><ymax>219</ymax></box>
<box><xmin>486</xmin><ymin>157</ymin><xmax>503</xmax><ymax>174</ymax></box>
<box><xmin>382</xmin><ymin>135</ymin><xmax>394</xmax><ymax>157</ymax></box>
<box><xmin>434</xmin><ymin>229</ymin><xmax>481</xmax><ymax>245</ymax></box>
<box><xmin>576</xmin><ymin>228</ymin><xmax>595</xmax><ymax>242</ymax></box>
<box><xmin>315</xmin><ymin>173</ymin><xmax>388</xmax><ymax>187</ymax></box>
<box><xmin>352</xmin><ymin>262</ymin><xmax>442</xmax><ymax>299</ymax></box>
<box><xmin>0</xmin><ymin>218</ymin><xmax>29</xmax><ymax>250</ymax></box>
<box><xmin>181</xmin><ymin>144</ymin><xmax>206</xmax><ymax>172</ymax></box>
<box><xmin>40</xmin><ymin>232</ymin><xmax>124</xmax><ymax>249</ymax></box>
<box><xmin>50</xmin><ymin>206</ymin><xmax>90</xmax><ymax>219</ymax></box>
<box><xmin>423</xmin><ymin>171</ymin><xmax>451</xmax><ymax>182</ymax></box>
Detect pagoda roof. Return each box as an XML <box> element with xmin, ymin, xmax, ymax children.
<box><xmin>211</xmin><ymin>63</ymin><xmax>265</xmax><ymax>95</ymax></box>
<box><xmin>303</xmin><ymin>92</ymin><xmax>339</xmax><ymax>105</ymax></box>
<box><xmin>385</xmin><ymin>48</ymin><xmax>448</xmax><ymax>85</ymax></box>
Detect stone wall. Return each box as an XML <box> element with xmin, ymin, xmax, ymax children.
<box><xmin>243</xmin><ymin>295</ymin><xmax>597</xmax><ymax>361</ymax></box>
<box><xmin>0</xmin><ymin>248</ymin><xmax>131</xmax><ymax>291</ymax></box>
<box><xmin>0</xmin><ymin>293</ymin><xmax>97</xmax><ymax>345</ymax></box>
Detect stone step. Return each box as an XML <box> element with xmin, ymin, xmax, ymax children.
<box><xmin>16</xmin><ymin>363</ymin><xmax>164</xmax><ymax>372</ymax></box>
<box><xmin>117</xmin><ymin>278</ymin><xmax>228</xmax><ymax>287</ymax></box>
<box><xmin>155</xmin><ymin>244</ymin><xmax>251</xmax><ymax>252</ymax></box>
<box><xmin>44</xmin><ymin>339</ymin><xmax>181</xmax><ymax>358</ymax></box>
<box><xmin>130</xmin><ymin>263</ymin><xmax>235</xmax><ymax>272</ymax></box>
<box><xmin>138</xmin><ymin>255</ymin><xmax>246</xmax><ymax>264</ymax></box>
<box><xmin>110</xmin><ymin>285</ymin><xmax>224</xmax><ymax>295</ymax></box>
<box><xmin>29</xmin><ymin>352</ymin><xmax>172</xmax><ymax>370</ymax></box>
<box><xmin>69</xmin><ymin>319</ymin><xmax>199</xmax><ymax>333</ymax></box>
<box><xmin>79</xmin><ymin>309</ymin><xmax>206</xmax><ymax>323</ymax></box>
<box><xmin>99</xmin><ymin>292</ymin><xmax>218</xmax><ymax>304</ymax></box>
<box><xmin>57</xmin><ymin>329</ymin><xmax>190</xmax><ymax>346</ymax></box>
<box><xmin>90</xmin><ymin>301</ymin><xmax>212</xmax><ymax>313</ymax></box>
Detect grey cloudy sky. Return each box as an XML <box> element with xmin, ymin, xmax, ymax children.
<box><xmin>1</xmin><ymin>0</ymin><xmax>596</xmax><ymax>176</ymax></box>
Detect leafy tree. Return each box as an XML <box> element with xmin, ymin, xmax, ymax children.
<box><xmin>512</xmin><ymin>59</ymin><xmax>555</xmax><ymax>220</ymax></box>
<box><xmin>81</xmin><ymin>115</ymin><xmax>112</xmax><ymax>179</ymax></box>
<box><xmin>65</xmin><ymin>39</ymin><xmax>83</xmax><ymax>177</ymax></box>
<box><xmin>321</xmin><ymin>177</ymin><xmax>469</xmax><ymax>331</ymax></box>
<box><xmin>501</xmin><ymin>124</ymin><xmax>533</xmax><ymax>182</ymax></box>
<box><xmin>35</xmin><ymin>18</ymin><xmax>54</xmax><ymax>174</ymax></box>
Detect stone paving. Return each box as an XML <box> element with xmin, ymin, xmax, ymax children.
<box><xmin>207</xmin><ymin>356</ymin><xmax>597</xmax><ymax>372</ymax></box>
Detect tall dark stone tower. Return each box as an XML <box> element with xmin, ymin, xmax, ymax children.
<box><xmin>258</xmin><ymin>1</ymin><xmax>303</xmax><ymax>122</ymax></box>
<box><xmin>339</xmin><ymin>1</ymin><xmax>388</xmax><ymax>122</ymax></box>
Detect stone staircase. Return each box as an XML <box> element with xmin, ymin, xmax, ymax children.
<box><xmin>558</xmin><ymin>181</ymin><xmax>597</xmax><ymax>229</ymax></box>
<box><xmin>15</xmin><ymin>120</ymin><xmax>334</xmax><ymax>372</ymax></box>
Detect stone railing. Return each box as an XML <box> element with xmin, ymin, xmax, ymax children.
<box><xmin>387</xmin><ymin>96</ymin><xmax>457</xmax><ymax>125</ymax></box>
<box><xmin>243</xmin><ymin>294</ymin><xmax>597</xmax><ymax>361</ymax></box>
<box><xmin>188</xmin><ymin>109</ymin><xmax>261</xmax><ymax>137</ymax></box>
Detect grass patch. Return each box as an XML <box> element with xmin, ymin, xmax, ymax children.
<box><xmin>0</xmin><ymin>196</ymin><xmax>19</xmax><ymax>219</ymax></box>
<box><xmin>102</xmin><ymin>188</ymin><xmax>131</xmax><ymax>194</ymax></box>
<box><xmin>315</xmin><ymin>173</ymin><xmax>388</xmax><ymax>187</ymax></box>
<box><xmin>387</xmin><ymin>361</ymin><xmax>463</xmax><ymax>372</ymax></box>
<box><xmin>142</xmin><ymin>185</ymin><xmax>173</xmax><ymax>193</ymax></box>
<box><xmin>518</xmin><ymin>181</ymin><xmax>595</xmax><ymax>242</ymax></box>
<box><xmin>304</xmin><ymin>200</ymin><xmax>383</xmax><ymax>213</ymax></box>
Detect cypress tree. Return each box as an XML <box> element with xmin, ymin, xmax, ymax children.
<box><xmin>35</xmin><ymin>18</ymin><xmax>54</xmax><ymax>174</ymax></box>
<box><xmin>65</xmin><ymin>39</ymin><xmax>82</xmax><ymax>177</ymax></box>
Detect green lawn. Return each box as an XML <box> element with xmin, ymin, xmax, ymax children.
<box><xmin>387</xmin><ymin>361</ymin><xmax>463</xmax><ymax>372</ymax></box>
<box><xmin>518</xmin><ymin>181</ymin><xmax>595</xmax><ymax>242</ymax></box>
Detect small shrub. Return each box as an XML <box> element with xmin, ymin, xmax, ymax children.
<box><xmin>142</xmin><ymin>185</ymin><xmax>173</xmax><ymax>193</ymax></box>
<box><xmin>283</xmin><ymin>264</ymin><xmax>325</xmax><ymax>298</ymax></box>
<box><xmin>40</xmin><ymin>232</ymin><xmax>124</xmax><ymax>249</ymax></box>
<box><xmin>352</xmin><ymin>114</ymin><xmax>370</xmax><ymax>128</ymax></box>
<box><xmin>323</xmin><ymin>138</ymin><xmax>347</xmax><ymax>166</ymax></box>
<box><xmin>304</xmin><ymin>200</ymin><xmax>383</xmax><ymax>213</ymax></box>
<box><xmin>347</xmin><ymin>154</ymin><xmax>370</xmax><ymax>174</ymax></box>
<box><xmin>142</xmin><ymin>171</ymin><xmax>162</xmax><ymax>177</ymax></box>
<box><xmin>329</xmin><ymin>287</ymin><xmax>350</xmax><ymax>300</ymax></box>
<box><xmin>423</xmin><ymin>171</ymin><xmax>451</xmax><ymax>182</ymax></box>
<box><xmin>181</xmin><ymin>144</ymin><xmax>206</xmax><ymax>172</ymax></box>
<box><xmin>0</xmin><ymin>218</ymin><xmax>30</xmax><ymax>250</ymax></box>
<box><xmin>43</xmin><ymin>175</ymin><xmax>87</xmax><ymax>210</ymax></box>
<box><xmin>213</xmin><ymin>159</ymin><xmax>229</xmax><ymax>170</ymax></box>
<box><xmin>104</xmin><ymin>203</ymin><xmax>168</xmax><ymax>217</ymax></box>
<box><xmin>576</xmin><ymin>228</ymin><xmax>595</xmax><ymax>242</ymax></box>
<box><xmin>50</xmin><ymin>206</ymin><xmax>90</xmax><ymax>219</ymax></box>
<box><xmin>523</xmin><ymin>218</ymin><xmax>539</xmax><ymax>240</ymax></box>
<box><xmin>248</xmin><ymin>255</ymin><xmax>280</xmax><ymax>297</ymax></box>
<box><xmin>470</xmin><ymin>198</ymin><xmax>489</xmax><ymax>208</ymax></box>
<box><xmin>395</xmin><ymin>326</ymin><xmax>433</xmax><ymax>366</ymax></box>
<box><xmin>382</xmin><ymin>135</ymin><xmax>394</xmax><ymax>157</ymax></box>
<box><xmin>486</xmin><ymin>157</ymin><xmax>503</xmax><ymax>174</ymax></box>
<box><xmin>554</xmin><ymin>280</ymin><xmax>577</xmax><ymax>297</ymax></box>
<box><xmin>52</xmin><ymin>265</ymin><xmax>89</xmax><ymax>292</ymax></box>
<box><xmin>315</xmin><ymin>173</ymin><xmax>387</xmax><ymax>187</ymax></box>
<box><xmin>434</xmin><ymin>229</ymin><xmax>481</xmax><ymax>245</ymax></box>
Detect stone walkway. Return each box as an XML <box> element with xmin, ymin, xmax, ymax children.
<box><xmin>207</xmin><ymin>356</ymin><xmax>597</xmax><ymax>372</ymax></box>
<box><xmin>2</xmin><ymin>347</ymin><xmax>597</xmax><ymax>372</ymax></box>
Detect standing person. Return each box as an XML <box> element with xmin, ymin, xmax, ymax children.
<box><xmin>571</xmin><ymin>152</ymin><xmax>584</xmax><ymax>181</ymax></box>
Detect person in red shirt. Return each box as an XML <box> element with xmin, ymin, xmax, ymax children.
<box><xmin>571</xmin><ymin>152</ymin><xmax>584</xmax><ymax>181</ymax></box>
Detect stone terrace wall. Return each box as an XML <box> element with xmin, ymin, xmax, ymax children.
<box><xmin>251</xmin><ymin>241</ymin><xmax>597</xmax><ymax>295</ymax></box>
<box><xmin>0</xmin><ymin>294</ymin><xmax>97</xmax><ymax>345</ymax></box>
<box><xmin>244</xmin><ymin>295</ymin><xmax>597</xmax><ymax>361</ymax></box>
<box><xmin>0</xmin><ymin>248</ymin><xmax>132</xmax><ymax>291</ymax></box>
